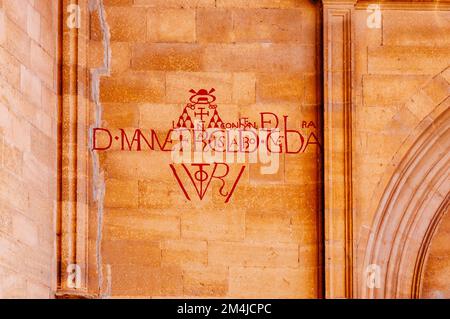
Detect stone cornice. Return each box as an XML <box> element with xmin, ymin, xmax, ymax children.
<box><xmin>322</xmin><ymin>0</ymin><xmax>358</xmax><ymax>5</ymax></box>
<box><xmin>322</xmin><ymin>0</ymin><xmax>450</xmax><ymax>9</ymax></box>
<box><xmin>355</xmin><ymin>0</ymin><xmax>450</xmax><ymax>10</ymax></box>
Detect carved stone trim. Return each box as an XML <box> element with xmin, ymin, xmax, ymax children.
<box><xmin>362</xmin><ymin>108</ymin><xmax>450</xmax><ymax>299</ymax></box>
<box><xmin>322</xmin><ymin>2</ymin><xmax>355</xmax><ymax>299</ymax></box>
<box><xmin>355</xmin><ymin>0</ymin><xmax>450</xmax><ymax>11</ymax></box>
<box><xmin>57</xmin><ymin>0</ymin><xmax>90</xmax><ymax>295</ymax></box>
<box><xmin>412</xmin><ymin>199</ymin><xmax>449</xmax><ymax>298</ymax></box>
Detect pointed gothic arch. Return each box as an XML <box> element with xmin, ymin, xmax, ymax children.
<box><xmin>362</xmin><ymin>105</ymin><xmax>450</xmax><ymax>298</ymax></box>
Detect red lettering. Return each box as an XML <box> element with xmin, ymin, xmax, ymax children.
<box><xmin>284</xmin><ymin>116</ymin><xmax>305</xmax><ymax>154</ymax></box>
<box><xmin>92</xmin><ymin>128</ymin><xmax>112</xmax><ymax>151</ymax></box>
<box><xmin>260</xmin><ymin>112</ymin><xmax>279</xmax><ymax>129</ymax></box>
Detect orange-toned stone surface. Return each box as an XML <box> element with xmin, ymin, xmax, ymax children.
<box><xmin>0</xmin><ymin>0</ymin><xmax>449</xmax><ymax>299</ymax></box>
<box><xmin>87</xmin><ymin>0</ymin><xmax>322</xmax><ymax>298</ymax></box>
<box><xmin>0</xmin><ymin>0</ymin><xmax>59</xmax><ymax>298</ymax></box>
<box><xmin>421</xmin><ymin>209</ymin><xmax>450</xmax><ymax>298</ymax></box>
<box><xmin>353</xmin><ymin>6</ymin><xmax>450</xmax><ymax>297</ymax></box>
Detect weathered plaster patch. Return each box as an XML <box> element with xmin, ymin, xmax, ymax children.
<box><xmin>89</xmin><ymin>0</ymin><xmax>111</xmax><ymax>298</ymax></box>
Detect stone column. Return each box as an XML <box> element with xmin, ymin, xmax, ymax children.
<box><xmin>322</xmin><ymin>0</ymin><xmax>357</xmax><ymax>299</ymax></box>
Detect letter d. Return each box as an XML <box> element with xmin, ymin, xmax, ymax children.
<box><xmin>92</xmin><ymin>128</ymin><xmax>112</xmax><ymax>151</ymax></box>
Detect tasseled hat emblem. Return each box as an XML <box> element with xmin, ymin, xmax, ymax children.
<box><xmin>176</xmin><ymin>89</ymin><xmax>224</xmax><ymax>129</ymax></box>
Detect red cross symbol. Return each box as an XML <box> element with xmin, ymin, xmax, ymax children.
<box><xmin>194</xmin><ymin>107</ymin><xmax>210</xmax><ymax>121</ymax></box>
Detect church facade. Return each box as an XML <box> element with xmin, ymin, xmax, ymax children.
<box><xmin>0</xmin><ymin>0</ymin><xmax>448</xmax><ymax>298</ymax></box>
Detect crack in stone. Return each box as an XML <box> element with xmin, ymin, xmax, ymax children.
<box><xmin>89</xmin><ymin>0</ymin><xmax>111</xmax><ymax>298</ymax></box>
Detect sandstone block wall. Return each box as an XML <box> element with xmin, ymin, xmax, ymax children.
<box><xmin>88</xmin><ymin>0</ymin><xmax>322</xmax><ymax>298</ymax></box>
<box><xmin>0</xmin><ymin>0</ymin><xmax>59</xmax><ymax>298</ymax></box>
<box><xmin>0</xmin><ymin>0</ymin><xmax>448</xmax><ymax>299</ymax></box>
<box><xmin>353</xmin><ymin>7</ymin><xmax>450</xmax><ymax>298</ymax></box>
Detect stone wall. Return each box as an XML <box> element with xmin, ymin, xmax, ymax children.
<box><xmin>0</xmin><ymin>0</ymin><xmax>59</xmax><ymax>298</ymax></box>
<box><xmin>353</xmin><ymin>6</ymin><xmax>450</xmax><ymax>297</ymax></box>
<box><xmin>88</xmin><ymin>0</ymin><xmax>322</xmax><ymax>298</ymax></box>
<box><xmin>0</xmin><ymin>0</ymin><xmax>448</xmax><ymax>299</ymax></box>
